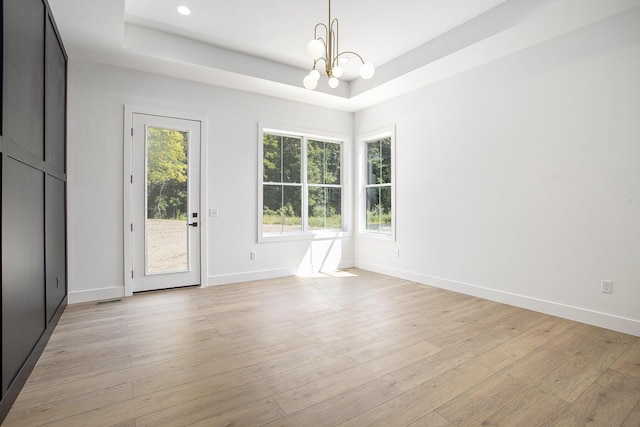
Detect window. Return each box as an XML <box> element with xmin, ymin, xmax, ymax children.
<box><xmin>360</xmin><ymin>128</ymin><xmax>395</xmax><ymax>239</ymax></box>
<box><xmin>260</xmin><ymin>127</ymin><xmax>346</xmax><ymax>240</ymax></box>
<box><xmin>307</xmin><ymin>139</ymin><xmax>342</xmax><ymax>231</ymax></box>
<box><xmin>262</xmin><ymin>133</ymin><xmax>303</xmax><ymax>233</ymax></box>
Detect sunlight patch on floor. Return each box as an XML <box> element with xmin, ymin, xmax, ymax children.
<box><xmin>296</xmin><ymin>269</ymin><xmax>358</xmax><ymax>278</ymax></box>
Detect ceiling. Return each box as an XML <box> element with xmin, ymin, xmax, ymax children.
<box><xmin>123</xmin><ymin>0</ymin><xmax>508</xmax><ymax>73</ymax></box>
<box><xmin>47</xmin><ymin>0</ymin><xmax>638</xmax><ymax>112</ymax></box>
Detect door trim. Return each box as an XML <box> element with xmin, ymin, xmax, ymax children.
<box><xmin>123</xmin><ymin>105</ymin><xmax>208</xmax><ymax>296</ymax></box>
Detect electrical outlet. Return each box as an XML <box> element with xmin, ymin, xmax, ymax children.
<box><xmin>209</xmin><ymin>208</ymin><xmax>219</xmax><ymax>217</ymax></box>
<box><xmin>601</xmin><ymin>280</ymin><xmax>613</xmax><ymax>294</ymax></box>
<box><xmin>393</xmin><ymin>249</ymin><xmax>400</xmax><ymax>258</ymax></box>
<box><xmin>250</xmin><ymin>251</ymin><xmax>256</xmax><ymax>260</ymax></box>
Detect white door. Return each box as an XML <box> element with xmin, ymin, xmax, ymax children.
<box><xmin>131</xmin><ymin>113</ymin><xmax>201</xmax><ymax>292</ymax></box>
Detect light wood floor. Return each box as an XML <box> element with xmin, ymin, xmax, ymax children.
<box><xmin>3</xmin><ymin>269</ymin><xmax>640</xmax><ymax>426</ymax></box>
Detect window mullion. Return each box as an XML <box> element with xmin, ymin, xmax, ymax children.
<box><xmin>279</xmin><ymin>136</ymin><xmax>285</xmax><ymax>233</ymax></box>
<box><xmin>379</xmin><ymin>140</ymin><xmax>383</xmax><ymax>184</ymax></box>
<box><xmin>301</xmin><ymin>136</ymin><xmax>309</xmax><ymax>232</ymax></box>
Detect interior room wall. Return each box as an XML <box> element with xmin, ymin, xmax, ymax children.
<box><xmin>354</xmin><ymin>10</ymin><xmax>640</xmax><ymax>336</ymax></box>
<box><xmin>66</xmin><ymin>60</ymin><xmax>354</xmax><ymax>303</ymax></box>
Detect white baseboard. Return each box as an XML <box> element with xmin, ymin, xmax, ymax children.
<box><xmin>208</xmin><ymin>268</ymin><xmax>296</xmax><ymax>286</ymax></box>
<box><xmin>208</xmin><ymin>260</ymin><xmax>355</xmax><ymax>287</ymax></box>
<box><xmin>356</xmin><ymin>261</ymin><xmax>640</xmax><ymax>337</ymax></box>
<box><xmin>68</xmin><ymin>286</ymin><xmax>125</xmax><ymax>304</ymax></box>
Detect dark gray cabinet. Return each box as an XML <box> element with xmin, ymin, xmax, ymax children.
<box><xmin>46</xmin><ymin>175</ymin><xmax>67</xmax><ymax>323</ymax></box>
<box><xmin>46</xmin><ymin>15</ymin><xmax>66</xmax><ymax>172</ymax></box>
<box><xmin>2</xmin><ymin>159</ymin><xmax>47</xmax><ymax>391</ymax></box>
<box><xmin>3</xmin><ymin>0</ymin><xmax>45</xmax><ymax>159</ymax></box>
<box><xmin>1</xmin><ymin>0</ymin><xmax>67</xmax><ymax>420</ymax></box>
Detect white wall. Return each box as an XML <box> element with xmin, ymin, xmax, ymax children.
<box><xmin>67</xmin><ymin>61</ymin><xmax>354</xmax><ymax>303</ymax></box>
<box><xmin>67</xmin><ymin>10</ymin><xmax>639</xmax><ymax>336</ymax></box>
<box><xmin>354</xmin><ymin>10</ymin><xmax>640</xmax><ymax>335</ymax></box>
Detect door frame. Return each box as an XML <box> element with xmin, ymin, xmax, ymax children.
<box><xmin>123</xmin><ymin>105</ymin><xmax>208</xmax><ymax>296</ymax></box>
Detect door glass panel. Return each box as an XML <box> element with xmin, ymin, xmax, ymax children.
<box><xmin>145</xmin><ymin>127</ymin><xmax>189</xmax><ymax>274</ymax></box>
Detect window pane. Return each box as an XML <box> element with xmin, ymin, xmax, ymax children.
<box><xmin>282</xmin><ymin>137</ymin><xmax>301</xmax><ymax>183</ymax></box>
<box><xmin>282</xmin><ymin>185</ymin><xmax>302</xmax><ymax>232</ymax></box>
<box><xmin>308</xmin><ymin>187</ymin><xmax>342</xmax><ymax>231</ymax></box>
<box><xmin>146</xmin><ymin>127</ymin><xmax>189</xmax><ymax>273</ymax></box>
<box><xmin>380</xmin><ymin>138</ymin><xmax>392</xmax><ymax>184</ymax></box>
<box><xmin>367</xmin><ymin>138</ymin><xmax>391</xmax><ymax>185</ymax></box>
<box><xmin>263</xmin><ymin>133</ymin><xmax>282</xmax><ymax>183</ymax></box>
<box><xmin>325</xmin><ymin>142</ymin><xmax>341</xmax><ymax>185</ymax></box>
<box><xmin>308</xmin><ymin>186</ymin><xmax>325</xmax><ymax>230</ymax></box>
<box><xmin>263</xmin><ymin>184</ymin><xmax>302</xmax><ymax>233</ymax></box>
<box><xmin>366</xmin><ymin>186</ymin><xmax>392</xmax><ymax>234</ymax></box>
<box><xmin>308</xmin><ymin>140</ymin><xmax>341</xmax><ymax>186</ymax></box>
<box><xmin>263</xmin><ymin>185</ymin><xmax>283</xmax><ymax>233</ymax></box>
<box><xmin>326</xmin><ymin>187</ymin><xmax>342</xmax><ymax>229</ymax></box>
<box><xmin>365</xmin><ymin>187</ymin><xmax>380</xmax><ymax>231</ymax></box>
<box><xmin>379</xmin><ymin>186</ymin><xmax>392</xmax><ymax>233</ymax></box>
<box><xmin>367</xmin><ymin>141</ymin><xmax>381</xmax><ymax>185</ymax></box>
<box><xmin>307</xmin><ymin>140</ymin><xmax>324</xmax><ymax>184</ymax></box>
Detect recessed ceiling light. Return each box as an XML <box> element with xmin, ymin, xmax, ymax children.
<box><xmin>176</xmin><ymin>5</ymin><xmax>191</xmax><ymax>16</ymax></box>
<box><xmin>339</xmin><ymin>57</ymin><xmax>349</xmax><ymax>64</ymax></box>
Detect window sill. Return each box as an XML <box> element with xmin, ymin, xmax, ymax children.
<box><xmin>259</xmin><ymin>230</ymin><xmax>351</xmax><ymax>243</ymax></box>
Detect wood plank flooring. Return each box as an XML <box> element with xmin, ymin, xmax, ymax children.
<box><xmin>3</xmin><ymin>269</ymin><xmax>639</xmax><ymax>426</ymax></box>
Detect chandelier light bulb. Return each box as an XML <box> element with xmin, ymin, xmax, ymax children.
<box><xmin>303</xmin><ymin>74</ymin><xmax>318</xmax><ymax>90</ymax></box>
<box><xmin>309</xmin><ymin>69</ymin><xmax>321</xmax><ymax>81</ymax></box>
<box><xmin>306</xmin><ymin>39</ymin><xmax>325</xmax><ymax>60</ymax></box>
<box><xmin>328</xmin><ymin>76</ymin><xmax>340</xmax><ymax>88</ymax></box>
<box><xmin>332</xmin><ymin>65</ymin><xmax>344</xmax><ymax>78</ymax></box>
<box><xmin>175</xmin><ymin>5</ymin><xmax>191</xmax><ymax>16</ymax></box>
<box><xmin>359</xmin><ymin>62</ymin><xmax>375</xmax><ymax>80</ymax></box>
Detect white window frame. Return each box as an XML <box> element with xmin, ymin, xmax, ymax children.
<box><xmin>357</xmin><ymin>126</ymin><xmax>396</xmax><ymax>241</ymax></box>
<box><xmin>258</xmin><ymin>123</ymin><xmax>350</xmax><ymax>242</ymax></box>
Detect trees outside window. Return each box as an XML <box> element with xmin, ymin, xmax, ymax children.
<box><xmin>261</xmin><ymin>130</ymin><xmax>344</xmax><ymax>238</ymax></box>
<box><xmin>307</xmin><ymin>140</ymin><xmax>341</xmax><ymax>230</ymax></box>
<box><xmin>146</xmin><ymin>128</ymin><xmax>188</xmax><ymax>220</ymax></box>
<box><xmin>262</xmin><ymin>133</ymin><xmax>303</xmax><ymax>233</ymax></box>
<box><xmin>361</xmin><ymin>129</ymin><xmax>394</xmax><ymax>239</ymax></box>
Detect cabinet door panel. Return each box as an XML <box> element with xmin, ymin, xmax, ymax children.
<box><xmin>3</xmin><ymin>0</ymin><xmax>45</xmax><ymax>157</ymax></box>
<box><xmin>45</xmin><ymin>17</ymin><xmax>66</xmax><ymax>171</ymax></box>
<box><xmin>1</xmin><ymin>159</ymin><xmax>46</xmax><ymax>391</ymax></box>
<box><xmin>45</xmin><ymin>176</ymin><xmax>66</xmax><ymax>322</ymax></box>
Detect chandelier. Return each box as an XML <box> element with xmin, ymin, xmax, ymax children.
<box><xmin>303</xmin><ymin>0</ymin><xmax>375</xmax><ymax>90</ymax></box>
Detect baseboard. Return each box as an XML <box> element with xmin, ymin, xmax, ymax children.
<box><xmin>0</xmin><ymin>297</ymin><xmax>67</xmax><ymax>423</ymax></box>
<box><xmin>207</xmin><ymin>260</ymin><xmax>355</xmax><ymax>287</ymax></box>
<box><xmin>356</xmin><ymin>262</ymin><xmax>640</xmax><ymax>337</ymax></box>
<box><xmin>208</xmin><ymin>268</ymin><xmax>297</xmax><ymax>286</ymax></box>
<box><xmin>69</xmin><ymin>261</ymin><xmax>357</xmax><ymax>302</ymax></box>
<box><xmin>68</xmin><ymin>286</ymin><xmax>125</xmax><ymax>304</ymax></box>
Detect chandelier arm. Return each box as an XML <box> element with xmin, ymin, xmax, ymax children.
<box><xmin>335</xmin><ymin>51</ymin><xmax>366</xmax><ymax>65</ymax></box>
<box><xmin>315</xmin><ymin>36</ymin><xmax>327</xmax><ymax>48</ymax></box>
<box><xmin>313</xmin><ymin>57</ymin><xmax>328</xmax><ymax>70</ymax></box>
<box><xmin>330</xmin><ymin>18</ymin><xmax>339</xmax><ymax>70</ymax></box>
<box><xmin>327</xmin><ymin>27</ymin><xmax>335</xmax><ymax>74</ymax></box>
<box><xmin>313</xmin><ymin>22</ymin><xmax>328</xmax><ymax>40</ymax></box>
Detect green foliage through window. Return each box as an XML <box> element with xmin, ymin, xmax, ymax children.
<box><xmin>262</xmin><ymin>132</ymin><xmax>343</xmax><ymax>234</ymax></box>
<box><xmin>365</xmin><ymin>137</ymin><xmax>392</xmax><ymax>234</ymax></box>
<box><xmin>146</xmin><ymin>127</ymin><xmax>188</xmax><ymax>220</ymax></box>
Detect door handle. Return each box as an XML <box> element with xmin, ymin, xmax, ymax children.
<box><xmin>187</xmin><ymin>222</ymin><xmax>198</xmax><ymax>227</ymax></box>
